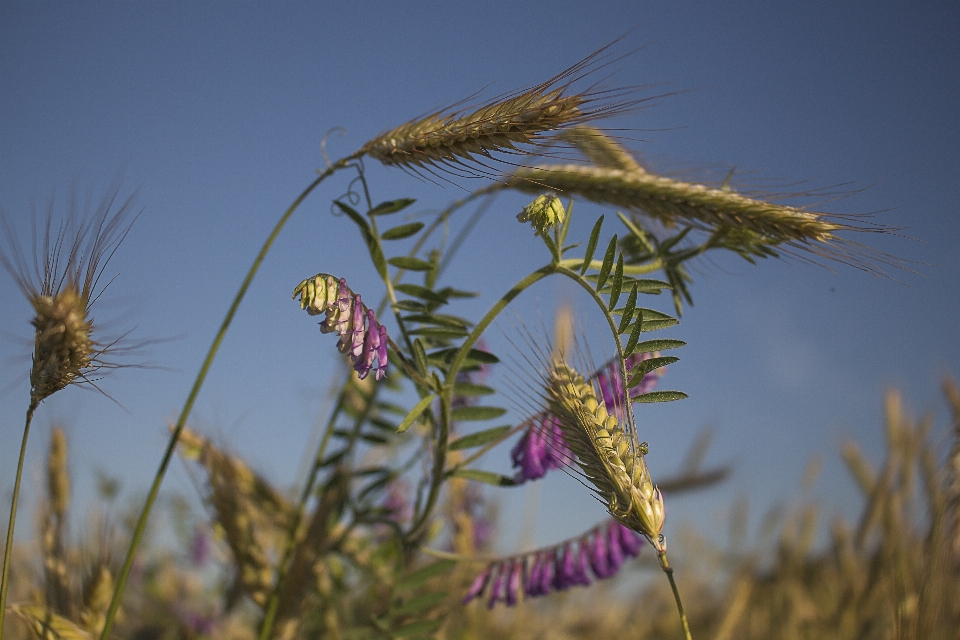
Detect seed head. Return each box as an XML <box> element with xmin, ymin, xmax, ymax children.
<box><xmin>501</xmin><ymin>164</ymin><xmax>904</xmax><ymax>275</ymax></box>
<box><xmin>546</xmin><ymin>358</ymin><xmax>665</xmax><ymax>549</ymax></box>
<box><xmin>0</xmin><ymin>187</ymin><xmax>141</xmax><ymax>405</ymax></box>
<box><xmin>357</xmin><ymin>40</ymin><xmax>654</xmax><ymax>178</ymax></box>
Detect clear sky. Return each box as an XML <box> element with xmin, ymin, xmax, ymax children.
<box><xmin>2</xmin><ymin>2</ymin><xmax>959</xmax><ymax>554</ymax></box>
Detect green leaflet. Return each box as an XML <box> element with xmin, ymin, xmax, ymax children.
<box><xmin>388</xmin><ymin>256</ymin><xmax>434</xmax><ymax>271</ymax></box>
<box><xmin>397</xmin><ymin>559</ymin><xmax>458</xmax><ymax>590</ymax></box>
<box><xmin>450</xmin><ymin>406</ymin><xmax>507</xmax><ymax>421</ymax></box>
<box><xmin>580</xmin><ymin>215</ymin><xmax>604</xmax><ymax>275</ymax></box>
<box><xmin>396</xmin><ymin>394</ymin><xmax>437</xmax><ymax>433</ymax></box>
<box><xmin>633</xmin><ymin>390</ymin><xmax>688</xmax><ymax>403</ymax></box>
<box><xmin>618</xmin><ymin>284</ymin><xmax>639</xmax><ymax>334</ymax></box>
<box><xmin>395</xmin><ymin>283</ymin><xmax>446</xmax><ymax>304</ymax></box>
<box><xmin>407</xmin><ymin>326</ymin><xmax>470</xmax><ymax>339</ymax></box>
<box><xmin>453</xmin><ymin>469</ymin><xmax>517</xmax><ymax>486</ymax></box>
<box><xmin>381</xmin><ymin>221</ymin><xmax>425</xmax><ymax>240</ymax></box>
<box><xmin>451</xmin><ymin>382</ymin><xmax>495</xmax><ymax>396</ymax></box>
<box><xmin>633</xmin><ymin>338</ymin><xmax>686</xmax><ymax>352</ymax></box>
<box><xmin>369</xmin><ymin>198</ymin><xmax>416</xmax><ymax>216</ymax></box>
<box><xmin>609</xmin><ymin>253</ymin><xmax>624</xmax><ymax>308</ymax></box>
<box><xmin>393</xmin><ymin>618</ymin><xmax>444</xmax><ymax>638</ymax></box>
<box><xmin>449</xmin><ymin>425</ymin><xmax>511</xmax><ymax>450</ymax></box>
<box><xmin>596</xmin><ymin>234</ymin><xmax>618</xmax><ymax>291</ymax></box>
<box><xmin>627</xmin><ymin>357</ymin><xmax>679</xmax><ymax>387</ymax></box>
<box><xmin>391</xmin><ymin>591</ymin><xmax>449</xmax><ymax>617</ymax></box>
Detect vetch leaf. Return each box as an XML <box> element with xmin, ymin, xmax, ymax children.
<box><xmin>596</xmin><ymin>234</ymin><xmax>618</xmax><ymax>291</ymax></box>
<box><xmin>609</xmin><ymin>253</ymin><xmax>624</xmax><ymax>308</ymax></box>
<box><xmin>407</xmin><ymin>326</ymin><xmax>469</xmax><ymax>339</ymax></box>
<box><xmin>450</xmin><ymin>406</ymin><xmax>507</xmax><ymax>421</ymax></box>
<box><xmin>449</xmin><ymin>425</ymin><xmax>511</xmax><ymax>451</ymax></box>
<box><xmin>393</xmin><ymin>619</ymin><xmax>444</xmax><ymax>638</ymax></box>
<box><xmin>369</xmin><ymin>198</ymin><xmax>416</xmax><ymax>216</ymax></box>
<box><xmin>618</xmin><ymin>284</ymin><xmax>638</xmax><ymax>334</ymax></box>
<box><xmin>633</xmin><ymin>339</ymin><xmax>686</xmax><ymax>352</ymax></box>
<box><xmin>389</xmin><ymin>256</ymin><xmax>434</xmax><ymax>271</ymax></box>
<box><xmin>453</xmin><ymin>469</ymin><xmax>517</xmax><ymax>486</ymax></box>
<box><xmin>413</xmin><ymin>339</ymin><xmax>429</xmax><ymax>376</ymax></box>
<box><xmin>624</xmin><ymin>310</ymin><xmax>645</xmax><ymax>355</ymax></box>
<box><xmin>396</xmin><ymin>283</ymin><xmax>446</xmax><ymax>304</ymax></box>
<box><xmin>634</xmin><ymin>390</ymin><xmax>688</xmax><ymax>403</ymax></box>
<box><xmin>580</xmin><ymin>215</ymin><xmax>604</xmax><ymax>275</ymax></box>
<box><xmin>451</xmin><ymin>382</ymin><xmax>495</xmax><ymax>396</ymax></box>
<box><xmin>391</xmin><ymin>591</ymin><xmax>448</xmax><ymax>617</ymax></box>
<box><xmin>627</xmin><ymin>356</ymin><xmax>678</xmax><ymax>384</ymax></box>
<box><xmin>397</xmin><ymin>394</ymin><xmax>437</xmax><ymax>433</ymax></box>
<box><xmin>382</xmin><ymin>221</ymin><xmax>425</xmax><ymax>240</ymax></box>
<box><xmin>397</xmin><ymin>559</ymin><xmax>458</xmax><ymax>590</ymax></box>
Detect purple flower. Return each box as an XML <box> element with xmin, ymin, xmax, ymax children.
<box><xmin>463</xmin><ymin>565</ymin><xmax>492</xmax><ymax>605</ymax></box>
<box><xmin>596</xmin><ymin>352</ymin><xmax>664</xmax><ymax>415</ymax></box>
<box><xmin>509</xmin><ymin>354</ymin><xmax>660</xmax><ymax>485</ymax></box>
<box><xmin>189</xmin><ymin>526</ymin><xmax>211</xmax><ymax>567</ymax></box>
<box><xmin>510</xmin><ymin>414</ymin><xmax>572</xmax><ymax>483</ymax></box>
<box><xmin>295</xmin><ymin>274</ymin><xmax>390</xmax><ymax>380</ymax></box>
<box><xmin>615</xmin><ymin>521</ymin><xmax>644</xmax><ymax>557</ymax></box>
<box><xmin>506</xmin><ymin>559</ymin><xmax>523</xmax><ymax>606</ymax></box>
<box><xmin>586</xmin><ymin>528</ymin><xmax>613</xmax><ymax>579</ymax></box>
<box><xmin>488</xmin><ymin>563</ymin><xmax>505</xmax><ymax>609</ymax></box>
<box><xmin>462</xmin><ymin>519</ymin><xmax>643</xmax><ymax>608</ymax></box>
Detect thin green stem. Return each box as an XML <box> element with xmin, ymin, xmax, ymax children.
<box><xmin>659</xmin><ymin>550</ymin><xmax>694</xmax><ymax>640</ymax></box>
<box><xmin>405</xmin><ymin>264</ymin><xmax>556</xmax><ymax>540</ymax></box>
<box><xmin>98</xmin><ymin>158</ymin><xmax>354</xmax><ymax>640</ymax></box>
<box><xmin>0</xmin><ymin>401</ymin><xmax>37</xmax><ymax>640</ymax></box>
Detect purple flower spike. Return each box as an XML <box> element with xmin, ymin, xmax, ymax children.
<box><xmin>488</xmin><ymin>563</ymin><xmax>505</xmax><ymax>609</ymax></box>
<box><xmin>552</xmin><ymin>544</ymin><xmax>574</xmax><ymax>591</ymax></box>
<box><xmin>506</xmin><ymin>560</ymin><xmax>523</xmax><ymax>606</ymax></box>
<box><xmin>586</xmin><ymin>529</ymin><xmax>613</xmax><ymax>579</ymax></box>
<box><xmin>614</xmin><ymin>522</ymin><xmax>644</xmax><ymax>557</ymax></box>
<box><xmin>525</xmin><ymin>554</ymin><xmax>543</xmax><ymax>597</ymax></box>
<box><xmin>374</xmin><ymin>324</ymin><xmax>388</xmax><ymax>380</ymax></box>
<box><xmin>573</xmin><ymin>544</ymin><xmax>592</xmax><ymax>587</ymax></box>
<box><xmin>463</xmin><ymin>565</ymin><xmax>492</xmax><ymax>605</ymax></box>
<box><xmin>511</xmin><ymin>420</ymin><xmax>547</xmax><ymax>482</ymax></box>
<box><xmin>349</xmin><ymin>293</ymin><xmax>365</xmax><ymax>357</ymax></box>
<box><xmin>607</xmin><ymin>522</ymin><xmax>625</xmax><ymax>573</ymax></box>
<box><xmin>510</xmin><ymin>414</ymin><xmax>573</xmax><ymax>484</ymax></box>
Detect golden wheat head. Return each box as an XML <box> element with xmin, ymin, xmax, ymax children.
<box><xmin>357</xmin><ymin>40</ymin><xmax>654</xmax><ymax>178</ymax></box>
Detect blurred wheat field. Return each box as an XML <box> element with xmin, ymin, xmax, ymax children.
<box><xmin>3</xmin><ymin>378</ymin><xmax>956</xmax><ymax>640</ymax></box>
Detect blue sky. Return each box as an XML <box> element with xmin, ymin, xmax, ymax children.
<box><xmin>2</xmin><ymin>2</ymin><xmax>959</xmax><ymax>555</ymax></box>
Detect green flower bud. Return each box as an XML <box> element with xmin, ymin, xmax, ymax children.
<box><xmin>517</xmin><ymin>194</ymin><xmax>565</xmax><ymax>236</ymax></box>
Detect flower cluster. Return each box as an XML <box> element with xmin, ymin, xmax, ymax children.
<box><xmin>510</xmin><ymin>352</ymin><xmax>664</xmax><ymax>483</ymax></box>
<box><xmin>462</xmin><ymin>520</ymin><xmax>643</xmax><ymax>608</ymax></box>
<box><xmin>293</xmin><ymin>274</ymin><xmax>388</xmax><ymax>380</ymax></box>
<box><xmin>517</xmin><ymin>194</ymin><xmax>565</xmax><ymax>237</ymax></box>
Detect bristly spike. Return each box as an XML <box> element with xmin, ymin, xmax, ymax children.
<box><xmin>356</xmin><ymin>39</ymin><xmax>660</xmax><ymax>178</ymax></box>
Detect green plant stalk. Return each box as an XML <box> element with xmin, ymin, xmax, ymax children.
<box><xmin>98</xmin><ymin>157</ymin><xmax>355</xmax><ymax>640</ymax></box>
<box><xmin>659</xmin><ymin>550</ymin><xmax>694</xmax><ymax>640</ymax></box>
<box><xmin>261</xmin><ymin>190</ymin><xmax>486</xmax><ymax>637</ymax></box>
<box><xmin>0</xmin><ymin>401</ymin><xmax>37</xmax><ymax>640</ymax></box>
<box><xmin>405</xmin><ymin>264</ymin><xmax>556</xmax><ymax>540</ymax></box>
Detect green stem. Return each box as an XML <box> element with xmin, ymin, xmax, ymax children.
<box><xmin>659</xmin><ymin>550</ymin><xmax>694</xmax><ymax>640</ymax></box>
<box><xmin>557</xmin><ymin>257</ymin><xmax>664</xmax><ymax>275</ymax></box>
<box><xmin>405</xmin><ymin>264</ymin><xmax>556</xmax><ymax>540</ymax></box>
<box><xmin>0</xmin><ymin>401</ymin><xmax>37</xmax><ymax>640</ymax></box>
<box><xmin>98</xmin><ymin>158</ymin><xmax>354</xmax><ymax>640</ymax></box>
